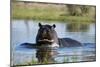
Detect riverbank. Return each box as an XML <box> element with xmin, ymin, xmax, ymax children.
<box><xmin>12</xmin><ymin>2</ymin><xmax>95</xmax><ymax>22</ymax></box>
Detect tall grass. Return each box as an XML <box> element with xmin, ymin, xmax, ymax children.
<box><xmin>12</xmin><ymin>2</ymin><xmax>95</xmax><ymax>22</ymax></box>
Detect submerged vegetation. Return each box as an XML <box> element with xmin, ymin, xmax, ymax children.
<box><xmin>13</xmin><ymin>56</ymin><xmax>79</xmax><ymax>67</ymax></box>
<box><xmin>12</xmin><ymin>1</ymin><xmax>96</xmax><ymax>22</ymax></box>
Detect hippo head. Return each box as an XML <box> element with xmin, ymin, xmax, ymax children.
<box><xmin>36</xmin><ymin>23</ymin><xmax>58</xmax><ymax>45</ymax></box>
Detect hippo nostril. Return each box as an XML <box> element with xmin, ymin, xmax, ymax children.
<box><xmin>43</xmin><ymin>32</ymin><xmax>46</xmax><ymax>35</ymax></box>
<box><xmin>42</xmin><ymin>35</ymin><xmax>47</xmax><ymax>39</ymax></box>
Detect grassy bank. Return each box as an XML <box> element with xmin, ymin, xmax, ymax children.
<box><xmin>12</xmin><ymin>2</ymin><xmax>95</xmax><ymax>22</ymax></box>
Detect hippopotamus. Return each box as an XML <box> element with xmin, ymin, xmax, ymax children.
<box><xmin>35</xmin><ymin>23</ymin><xmax>82</xmax><ymax>48</ymax></box>
<box><xmin>20</xmin><ymin>23</ymin><xmax>82</xmax><ymax>63</ymax></box>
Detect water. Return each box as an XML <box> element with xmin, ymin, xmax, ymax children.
<box><xmin>11</xmin><ymin>20</ymin><xmax>96</xmax><ymax>65</ymax></box>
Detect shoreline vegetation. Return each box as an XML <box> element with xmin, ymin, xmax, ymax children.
<box><xmin>12</xmin><ymin>1</ymin><xmax>96</xmax><ymax>23</ymax></box>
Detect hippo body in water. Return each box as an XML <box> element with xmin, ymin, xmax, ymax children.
<box><xmin>20</xmin><ymin>23</ymin><xmax>82</xmax><ymax>63</ymax></box>
<box><xmin>35</xmin><ymin>23</ymin><xmax>82</xmax><ymax>48</ymax></box>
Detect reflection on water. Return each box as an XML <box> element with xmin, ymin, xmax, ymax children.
<box><xmin>11</xmin><ymin>20</ymin><xmax>96</xmax><ymax>65</ymax></box>
<box><xmin>67</xmin><ymin>23</ymin><xmax>89</xmax><ymax>32</ymax></box>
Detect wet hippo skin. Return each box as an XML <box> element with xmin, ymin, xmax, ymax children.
<box><xmin>58</xmin><ymin>38</ymin><xmax>82</xmax><ymax>47</ymax></box>
<box><xmin>21</xmin><ymin>38</ymin><xmax>82</xmax><ymax>48</ymax></box>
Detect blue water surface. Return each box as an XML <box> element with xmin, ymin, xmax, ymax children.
<box><xmin>11</xmin><ymin>20</ymin><xmax>96</xmax><ymax>65</ymax></box>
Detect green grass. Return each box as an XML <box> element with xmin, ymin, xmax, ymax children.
<box><xmin>63</xmin><ymin>56</ymin><xmax>69</xmax><ymax>63</ymax></box>
<box><xmin>12</xmin><ymin>2</ymin><xmax>95</xmax><ymax>23</ymax></box>
<box><xmin>71</xmin><ymin>56</ymin><xmax>78</xmax><ymax>62</ymax></box>
<box><xmin>12</xmin><ymin>56</ymin><xmax>79</xmax><ymax>67</ymax></box>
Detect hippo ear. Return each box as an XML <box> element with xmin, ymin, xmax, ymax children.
<box><xmin>53</xmin><ymin>24</ymin><xmax>56</xmax><ymax>28</ymax></box>
<box><xmin>39</xmin><ymin>23</ymin><xmax>42</xmax><ymax>27</ymax></box>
